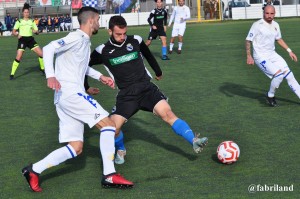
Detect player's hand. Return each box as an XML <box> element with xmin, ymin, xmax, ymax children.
<box><xmin>47</xmin><ymin>77</ymin><xmax>61</xmax><ymax>92</ymax></box>
<box><xmin>246</xmin><ymin>55</ymin><xmax>255</xmax><ymax>65</ymax></box>
<box><xmin>155</xmin><ymin>75</ymin><xmax>163</xmax><ymax>81</ymax></box>
<box><xmin>152</xmin><ymin>25</ymin><xmax>157</xmax><ymax>30</ymax></box>
<box><xmin>87</xmin><ymin>87</ymin><xmax>100</xmax><ymax>95</ymax></box>
<box><xmin>100</xmin><ymin>75</ymin><xmax>115</xmax><ymax>89</ymax></box>
<box><xmin>289</xmin><ymin>52</ymin><xmax>298</xmax><ymax>62</ymax></box>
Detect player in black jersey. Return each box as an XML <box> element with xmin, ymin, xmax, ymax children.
<box><xmin>146</xmin><ymin>0</ymin><xmax>170</xmax><ymax>60</ymax></box>
<box><xmin>87</xmin><ymin>16</ymin><xmax>208</xmax><ymax>169</ymax></box>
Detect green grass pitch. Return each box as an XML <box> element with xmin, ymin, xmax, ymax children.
<box><xmin>0</xmin><ymin>18</ymin><xmax>299</xmax><ymax>198</ymax></box>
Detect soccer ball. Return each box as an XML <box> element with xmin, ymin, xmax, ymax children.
<box><xmin>217</xmin><ymin>141</ymin><xmax>240</xmax><ymax>164</ymax></box>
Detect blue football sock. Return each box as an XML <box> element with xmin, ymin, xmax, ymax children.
<box><xmin>115</xmin><ymin>130</ymin><xmax>126</xmax><ymax>151</ymax></box>
<box><xmin>162</xmin><ymin>46</ymin><xmax>167</xmax><ymax>56</ymax></box>
<box><xmin>171</xmin><ymin>119</ymin><xmax>195</xmax><ymax>145</ymax></box>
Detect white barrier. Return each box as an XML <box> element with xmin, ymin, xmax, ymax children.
<box><xmin>72</xmin><ymin>12</ymin><xmax>151</xmax><ymax>30</ymax></box>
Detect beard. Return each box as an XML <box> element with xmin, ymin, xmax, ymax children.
<box><xmin>92</xmin><ymin>30</ymin><xmax>98</xmax><ymax>35</ymax></box>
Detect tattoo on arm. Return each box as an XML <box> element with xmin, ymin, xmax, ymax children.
<box><xmin>245</xmin><ymin>41</ymin><xmax>252</xmax><ymax>56</ymax></box>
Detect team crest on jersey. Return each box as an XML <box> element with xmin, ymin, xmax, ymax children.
<box><xmin>57</xmin><ymin>39</ymin><xmax>65</xmax><ymax>46</ymax></box>
<box><xmin>249</xmin><ymin>33</ymin><xmax>253</xmax><ymax>37</ymax></box>
<box><xmin>126</xmin><ymin>43</ymin><xmax>133</xmax><ymax>51</ymax></box>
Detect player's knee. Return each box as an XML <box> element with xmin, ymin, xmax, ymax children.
<box><xmin>69</xmin><ymin>141</ymin><xmax>83</xmax><ymax>155</ymax></box>
<box><xmin>284</xmin><ymin>71</ymin><xmax>295</xmax><ymax>82</ymax></box>
<box><xmin>161</xmin><ymin>109</ymin><xmax>177</xmax><ymax>124</ymax></box>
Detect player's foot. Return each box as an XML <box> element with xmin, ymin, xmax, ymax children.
<box><xmin>177</xmin><ymin>50</ymin><xmax>182</xmax><ymax>54</ymax></box>
<box><xmin>266</xmin><ymin>93</ymin><xmax>278</xmax><ymax>107</ymax></box>
<box><xmin>21</xmin><ymin>164</ymin><xmax>42</xmax><ymax>192</ymax></box>
<box><xmin>193</xmin><ymin>134</ymin><xmax>208</xmax><ymax>153</ymax></box>
<box><xmin>168</xmin><ymin>50</ymin><xmax>173</xmax><ymax>54</ymax></box>
<box><xmin>101</xmin><ymin>173</ymin><xmax>134</xmax><ymax>188</ymax></box>
<box><xmin>9</xmin><ymin>75</ymin><xmax>14</xmax><ymax>80</ymax></box>
<box><xmin>115</xmin><ymin>150</ymin><xmax>126</xmax><ymax>164</ymax></box>
<box><xmin>162</xmin><ymin>55</ymin><xmax>170</xmax><ymax>60</ymax></box>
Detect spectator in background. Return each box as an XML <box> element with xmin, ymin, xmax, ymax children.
<box><xmin>47</xmin><ymin>16</ymin><xmax>54</xmax><ymax>32</ymax></box>
<box><xmin>203</xmin><ymin>0</ymin><xmax>211</xmax><ymax>19</ymax></box>
<box><xmin>5</xmin><ymin>13</ymin><xmax>13</xmax><ymax>32</ymax></box>
<box><xmin>64</xmin><ymin>14</ymin><xmax>72</xmax><ymax>31</ymax></box>
<box><xmin>59</xmin><ymin>15</ymin><xmax>65</xmax><ymax>31</ymax></box>
<box><xmin>0</xmin><ymin>21</ymin><xmax>3</xmax><ymax>36</ymax></box>
<box><xmin>38</xmin><ymin>16</ymin><xmax>47</xmax><ymax>32</ymax></box>
<box><xmin>263</xmin><ymin>0</ymin><xmax>273</xmax><ymax>10</ymax></box>
<box><xmin>273</xmin><ymin>0</ymin><xmax>280</xmax><ymax>5</ymax></box>
<box><xmin>34</xmin><ymin>17</ymin><xmax>39</xmax><ymax>27</ymax></box>
<box><xmin>54</xmin><ymin>17</ymin><xmax>59</xmax><ymax>32</ymax></box>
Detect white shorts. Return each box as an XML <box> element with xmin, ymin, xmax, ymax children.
<box><xmin>171</xmin><ymin>23</ymin><xmax>186</xmax><ymax>37</ymax></box>
<box><xmin>56</xmin><ymin>92</ymin><xmax>109</xmax><ymax>143</ymax></box>
<box><xmin>254</xmin><ymin>53</ymin><xmax>289</xmax><ymax>79</ymax></box>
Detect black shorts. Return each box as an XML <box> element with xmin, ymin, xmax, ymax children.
<box><xmin>147</xmin><ymin>26</ymin><xmax>166</xmax><ymax>40</ymax></box>
<box><xmin>17</xmin><ymin>36</ymin><xmax>39</xmax><ymax>51</ymax></box>
<box><xmin>113</xmin><ymin>82</ymin><xmax>168</xmax><ymax>119</ymax></box>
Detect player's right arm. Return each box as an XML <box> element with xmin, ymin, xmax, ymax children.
<box><xmin>12</xmin><ymin>20</ymin><xmax>20</xmax><ymax>37</ymax></box>
<box><xmin>245</xmin><ymin>40</ymin><xmax>254</xmax><ymax>65</ymax></box>
<box><xmin>168</xmin><ymin>8</ymin><xmax>176</xmax><ymax>27</ymax></box>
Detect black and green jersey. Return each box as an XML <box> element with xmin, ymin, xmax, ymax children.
<box><xmin>89</xmin><ymin>35</ymin><xmax>162</xmax><ymax>89</ymax></box>
<box><xmin>147</xmin><ymin>8</ymin><xmax>168</xmax><ymax>27</ymax></box>
<box><xmin>13</xmin><ymin>18</ymin><xmax>37</xmax><ymax>37</ymax></box>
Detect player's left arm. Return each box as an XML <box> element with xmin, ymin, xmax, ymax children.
<box><xmin>183</xmin><ymin>6</ymin><xmax>191</xmax><ymax>21</ymax></box>
<box><xmin>277</xmin><ymin>39</ymin><xmax>298</xmax><ymax>62</ymax></box>
<box><xmin>31</xmin><ymin>20</ymin><xmax>39</xmax><ymax>34</ymax></box>
<box><xmin>139</xmin><ymin>38</ymin><xmax>163</xmax><ymax>79</ymax></box>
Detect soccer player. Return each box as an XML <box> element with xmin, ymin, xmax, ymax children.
<box><xmin>21</xmin><ymin>7</ymin><xmax>133</xmax><ymax>192</ymax></box>
<box><xmin>88</xmin><ymin>15</ymin><xmax>208</xmax><ymax>165</ymax></box>
<box><xmin>9</xmin><ymin>3</ymin><xmax>44</xmax><ymax>80</ymax></box>
<box><xmin>146</xmin><ymin>0</ymin><xmax>170</xmax><ymax>60</ymax></box>
<box><xmin>246</xmin><ymin>5</ymin><xmax>299</xmax><ymax>107</ymax></box>
<box><xmin>168</xmin><ymin>0</ymin><xmax>190</xmax><ymax>54</ymax></box>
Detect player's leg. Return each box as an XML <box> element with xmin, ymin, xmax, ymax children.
<box><xmin>160</xmin><ymin>36</ymin><xmax>169</xmax><ymax>60</ymax></box>
<box><xmin>284</xmin><ymin>70</ymin><xmax>300</xmax><ymax>98</ymax></box>
<box><xmin>169</xmin><ymin>26</ymin><xmax>178</xmax><ymax>53</ymax></box>
<box><xmin>32</xmin><ymin>45</ymin><xmax>45</xmax><ymax>75</ymax></box>
<box><xmin>22</xmin><ymin>103</ymin><xmax>84</xmax><ymax>192</ymax></box>
<box><xmin>153</xmin><ymin>100</ymin><xmax>208</xmax><ymax>153</ymax></box>
<box><xmin>100</xmin><ymin>114</ymin><xmax>133</xmax><ymax>188</ymax></box>
<box><xmin>255</xmin><ymin>57</ymin><xmax>283</xmax><ymax>106</ymax></box>
<box><xmin>10</xmin><ymin>48</ymin><xmax>24</xmax><ymax>80</ymax></box>
<box><xmin>111</xmin><ymin>106</ymin><xmax>126</xmax><ymax>164</ymax></box>
<box><xmin>177</xmin><ymin>26</ymin><xmax>186</xmax><ymax>54</ymax></box>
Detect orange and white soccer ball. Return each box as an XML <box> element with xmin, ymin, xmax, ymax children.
<box><xmin>217</xmin><ymin>141</ymin><xmax>240</xmax><ymax>164</ymax></box>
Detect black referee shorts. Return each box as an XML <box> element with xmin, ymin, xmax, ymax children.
<box><xmin>17</xmin><ymin>36</ymin><xmax>39</xmax><ymax>51</ymax></box>
<box><xmin>113</xmin><ymin>82</ymin><xmax>168</xmax><ymax>119</ymax></box>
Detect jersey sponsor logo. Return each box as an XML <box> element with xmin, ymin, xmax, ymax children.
<box><xmin>109</xmin><ymin>49</ymin><xmax>115</xmax><ymax>54</ymax></box>
<box><xmin>126</xmin><ymin>43</ymin><xmax>133</xmax><ymax>51</ymax></box>
<box><xmin>156</xmin><ymin>16</ymin><xmax>165</xmax><ymax>19</ymax></box>
<box><xmin>57</xmin><ymin>39</ymin><xmax>65</xmax><ymax>46</ymax></box>
<box><xmin>109</xmin><ymin>51</ymin><xmax>138</xmax><ymax>66</ymax></box>
<box><xmin>77</xmin><ymin>93</ymin><xmax>97</xmax><ymax>108</ymax></box>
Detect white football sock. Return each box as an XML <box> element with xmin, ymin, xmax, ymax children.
<box><xmin>178</xmin><ymin>42</ymin><xmax>183</xmax><ymax>50</ymax></box>
<box><xmin>285</xmin><ymin>71</ymin><xmax>300</xmax><ymax>98</ymax></box>
<box><xmin>32</xmin><ymin>144</ymin><xmax>77</xmax><ymax>174</ymax></box>
<box><xmin>100</xmin><ymin>127</ymin><xmax>116</xmax><ymax>175</ymax></box>
<box><xmin>169</xmin><ymin>43</ymin><xmax>174</xmax><ymax>51</ymax></box>
<box><xmin>268</xmin><ymin>74</ymin><xmax>284</xmax><ymax>97</ymax></box>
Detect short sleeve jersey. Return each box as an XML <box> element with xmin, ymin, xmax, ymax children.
<box><xmin>13</xmin><ymin>19</ymin><xmax>38</xmax><ymax>37</ymax></box>
<box><xmin>246</xmin><ymin>19</ymin><xmax>282</xmax><ymax>59</ymax></box>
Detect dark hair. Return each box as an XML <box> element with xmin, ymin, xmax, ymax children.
<box><xmin>109</xmin><ymin>15</ymin><xmax>127</xmax><ymax>30</ymax></box>
<box><xmin>77</xmin><ymin>6</ymin><xmax>99</xmax><ymax>25</ymax></box>
<box><xmin>154</xmin><ymin>0</ymin><xmax>163</xmax><ymax>2</ymax></box>
<box><xmin>22</xmin><ymin>3</ymin><xmax>30</xmax><ymax>12</ymax></box>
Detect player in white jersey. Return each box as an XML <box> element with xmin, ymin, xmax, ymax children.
<box><xmin>246</xmin><ymin>5</ymin><xmax>299</xmax><ymax>107</ymax></box>
<box><xmin>168</xmin><ymin>0</ymin><xmax>190</xmax><ymax>54</ymax></box>
<box><xmin>21</xmin><ymin>7</ymin><xmax>133</xmax><ymax>192</ymax></box>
